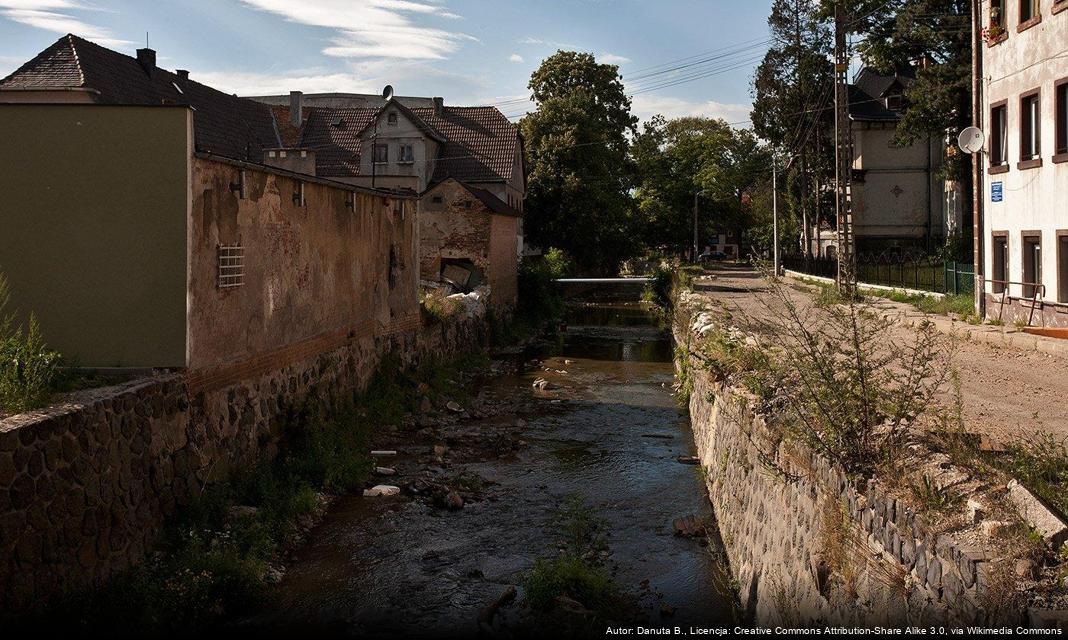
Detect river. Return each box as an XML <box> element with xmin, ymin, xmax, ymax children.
<box><xmin>236</xmin><ymin>300</ymin><xmax>736</xmax><ymax>636</ymax></box>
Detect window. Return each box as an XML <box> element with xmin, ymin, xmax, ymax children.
<box><xmin>991</xmin><ymin>0</ymin><xmax>1004</xmax><ymax>27</ymax></box>
<box><xmin>373</xmin><ymin>143</ymin><xmax>388</xmax><ymax>164</ymax></box>
<box><xmin>1023</xmin><ymin>235</ymin><xmax>1042</xmax><ymax>298</ymax></box>
<box><xmin>1059</xmin><ymin>234</ymin><xmax>1068</xmax><ymax>302</ymax></box>
<box><xmin>990</xmin><ymin>102</ymin><xmax>1009</xmax><ymax>170</ymax></box>
<box><xmin>992</xmin><ymin>234</ymin><xmax>1009</xmax><ymax>294</ymax></box>
<box><xmin>387</xmin><ymin>112</ymin><xmax>398</xmax><ymax>126</ymax></box>
<box><xmin>218</xmin><ymin>243</ymin><xmax>244</xmax><ymax>289</ymax></box>
<box><xmin>399</xmin><ymin>144</ymin><xmax>414</xmax><ymax>163</ymax></box>
<box><xmin>1056</xmin><ymin>79</ymin><xmax>1068</xmax><ymax>160</ymax></box>
<box><xmin>1020</xmin><ymin>90</ymin><xmax>1041</xmax><ymax>166</ymax></box>
<box><xmin>886</xmin><ymin>93</ymin><xmax>904</xmax><ymax>111</ymax></box>
<box><xmin>1020</xmin><ymin>0</ymin><xmax>1039</xmax><ymax>25</ymax></box>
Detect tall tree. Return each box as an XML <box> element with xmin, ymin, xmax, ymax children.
<box><xmin>751</xmin><ymin>0</ymin><xmax>835</xmax><ymax>256</ymax></box>
<box><xmin>520</xmin><ymin>52</ymin><xmax>638</xmax><ymax>273</ymax></box>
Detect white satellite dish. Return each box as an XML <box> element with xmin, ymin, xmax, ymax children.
<box><xmin>382</xmin><ymin>85</ymin><xmax>394</xmax><ymax>102</ymax></box>
<box><xmin>958</xmin><ymin>127</ymin><xmax>985</xmax><ymax>154</ymax></box>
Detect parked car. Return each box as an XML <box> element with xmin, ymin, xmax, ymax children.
<box><xmin>698</xmin><ymin>250</ymin><xmax>729</xmax><ymax>263</ymax></box>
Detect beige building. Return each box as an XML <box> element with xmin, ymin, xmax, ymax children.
<box><xmin>979</xmin><ymin>0</ymin><xmax>1068</xmax><ymax>325</ymax></box>
<box><xmin>0</xmin><ymin>36</ymin><xmax>422</xmax><ymax>369</ymax></box>
<box><xmin>846</xmin><ymin>68</ymin><xmax>949</xmax><ymax>255</ymax></box>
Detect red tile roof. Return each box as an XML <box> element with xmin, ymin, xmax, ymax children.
<box><xmin>299</xmin><ymin>104</ymin><xmax>520</xmax><ymax>184</ymax></box>
<box><xmin>0</xmin><ymin>34</ymin><xmax>280</xmax><ymax>163</ymax></box>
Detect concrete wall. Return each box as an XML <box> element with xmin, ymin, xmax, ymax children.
<box><xmin>418</xmin><ymin>179</ymin><xmax>519</xmax><ymax>310</ymax></box>
<box><xmin>187</xmin><ymin>157</ymin><xmax>418</xmax><ymax>371</ymax></box>
<box><xmin>982</xmin><ymin>0</ymin><xmax>1068</xmax><ymax>321</ymax></box>
<box><xmin>852</xmin><ymin>123</ymin><xmax>944</xmax><ymax>247</ymax></box>
<box><xmin>0</xmin><ymin>104</ymin><xmax>191</xmax><ymax>368</ymax></box>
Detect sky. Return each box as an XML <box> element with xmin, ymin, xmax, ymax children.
<box><xmin>0</xmin><ymin>0</ymin><xmax>774</xmax><ymax>125</ymax></box>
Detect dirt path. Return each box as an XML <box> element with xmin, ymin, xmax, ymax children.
<box><xmin>692</xmin><ymin>265</ymin><xmax>1068</xmax><ymax>444</ymax></box>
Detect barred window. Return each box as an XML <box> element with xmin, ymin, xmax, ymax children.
<box><xmin>218</xmin><ymin>243</ymin><xmax>245</xmax><ymax>288</ymax></box>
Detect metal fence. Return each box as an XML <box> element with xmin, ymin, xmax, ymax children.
<box><xmin>782</xmin><ymin>253</ymin><xmax>975</xmax><ymax>295</ymax></box>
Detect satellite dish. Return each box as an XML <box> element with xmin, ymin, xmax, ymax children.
<box><xmin>958</xmin><ymin>127</ymin><xmax>985</xmax><ymax>154</ymax></box>
<box><xmin>382</xmin><ymin>85</ymin><xmax>394</xmax><ymax>102</ymax></box>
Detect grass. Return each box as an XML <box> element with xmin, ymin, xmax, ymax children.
<box><xmin>14</xmin><ymin>350</ymin><xmax>493</xmax><ymax>634</ymax></box>
<box><xmin>523</xmin><ymin>494</ymin><xmax>631</xmax><ymax>624</ymax></box>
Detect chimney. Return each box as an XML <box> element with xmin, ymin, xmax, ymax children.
<box><xmin>433</xmin><ymin>96</ymin><xmax>444</xmax><ymax>117</ymax></box>
<box><xmin>176</xmin><ymin>69</ymin><xmax>189</xmax><ymax>80</ymax></box>
<box><xmin>136</xmin><ymin>48</ymin><xmax>156</xmax><ymax>75</ymax></box>
<box><xmin>290</xmin><ymin>90</ymin><xmax>303</xmax><ymax>128</ymax></box>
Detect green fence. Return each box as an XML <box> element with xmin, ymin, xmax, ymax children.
<box><xmin>783</xmin><ymin>254</ymin><xmax>975</xmax><ymax>296</ymax></box>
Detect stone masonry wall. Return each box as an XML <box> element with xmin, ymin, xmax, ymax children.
<box><xmin>674</xmin><ymin>307</ymin><xmax>1019</xmax><ymax>627</ymax></box>
<box><xmin>0</xmin><ymin>314</ymin><xmax>486</xmax><ymax>611</ymax></box>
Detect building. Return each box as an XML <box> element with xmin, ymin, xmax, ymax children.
<box><xmin>251</xmin><ymin>91</ymin><xmax>526</xmax><ymax>307</ymax></box>
<box><xmin>979</xmin><ymin>0</ymin><xmax>1068</xmax><ymax>325</ymax></box>
<box><xmin>845</xmin><ymin>67</ymin><xmax>951</xmax><ymax>255</ymax></box>
<box><xmin>0</xmin><ymin>35</ymin><xmax>423</xmax><ymax>369</ymax></box>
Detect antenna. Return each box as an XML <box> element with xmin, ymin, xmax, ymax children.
<box><xmin>382</xmin><ymin>85</ymin><xmax>394</xmax><ymax>102</ymax></box>
<box><xmin>146</xmin><ymin>31</ymin><xmax>149</xmax><ymax>48</ymax></box>
<box><xmin>958</xmin><ymin>127</ymin><xmax>985</xmax><ymax>154</ymax></box>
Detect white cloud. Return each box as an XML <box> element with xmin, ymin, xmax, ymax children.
<box><xmin>239</xmin><ymin>0</ymin><xmax>475</xmax><ymax>60</ymax></box>
<box><xmin>0</xmin><ymin>1</ymin><xmax>131</xmax><ymax>47</ymax></box>
<box><xmin>508</xmin><ymin>53</ymin><xmax>523</xmax><ymax>63</ymax></box>
<box><xmin>629</xmin><ymin>94</ymin><xmax>752</xmax><ymax>125</ymax></box>
<box><xmin>599</xmin><ymin>52</ymin><xmax>630</xmax><ymax>65</ymax></box>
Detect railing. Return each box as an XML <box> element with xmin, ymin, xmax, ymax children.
<box><xmin>782</xmin><ymin>253</ymin><xmax>975</xmax><ymax>296</ymax></box>
<box><xmin>979</xmin><ymin>277</ymin><xmax>1046</xmax><ymax>326</ymax></box>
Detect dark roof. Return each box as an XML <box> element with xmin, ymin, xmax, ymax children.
<box><xmin>425</xmin><ymin>178</ymin><xmax>521</xmax><ymax>217</ymax></box>
<box><xmin>849</xmin><ymin>67</ymin><xmax>915</xmax><ymax>122</ymax></box>
<box><xmin>298</xmin><ymin>103</ymin><xmax>520</xmax><ymax>183</ymax></box>
<box><xmin>0</xmin><ymin>34</ymin><xmax>280</xmax><ymax>162</ymax></box>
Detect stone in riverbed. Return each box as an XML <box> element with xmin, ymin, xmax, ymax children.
<box><xmin>363</xmin><ymin>485</ymin><xmax>401</xmax><ymax>497</ymax></box>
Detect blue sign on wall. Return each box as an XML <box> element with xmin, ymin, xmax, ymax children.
<box><xmin>992</xmin><ymin>182</ymin><xmax>1003</xmax><ymax>202</ymax></box>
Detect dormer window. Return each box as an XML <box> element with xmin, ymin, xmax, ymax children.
<box><xmin>886</xmin><ymin>94</ymin><xmax>904</xmax><ymax>111</ymax></box>
<box><xmin>387</xmin><ymin>112</ymin><xmax>398</xmax><ymax>126</ymax></box>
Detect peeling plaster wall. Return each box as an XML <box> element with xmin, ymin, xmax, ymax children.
<box><xmin>188</xmin><ymin>158</ymin><xmax>419</xmax><ymax>371</ymax></box>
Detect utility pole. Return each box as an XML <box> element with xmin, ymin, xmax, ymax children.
<box><xmin>693</xmin><ymin>191</ymin><xmax>699</xmax><ymax>262</ymax></box>
<box><xmin>833</xmin><ymin>1</ymin><xmax>855</xmax><ymax>294</ymax></box>
<box><xmin>773</xmin><ymin>156</ymin><xmax>780</xmax><ymax>276</ymax></box>
<box><xmin>971</xmin><ymin>0</ymin><xmax>985</xmax><ymax>318</ymax></box>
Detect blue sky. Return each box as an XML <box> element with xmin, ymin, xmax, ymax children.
<box><xmin>0</xmin><ymin>1</ymin><xmax>773</xmax><ymax>124</ymax></box>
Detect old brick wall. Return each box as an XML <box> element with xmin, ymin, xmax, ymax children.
<box><xmin>0</xmin><ymin>313</ymin><xmax>487</xmax><ymax>611</ymax></box>
<box><xmin>188</xmin><ymin>157</ymin><xmax>419</xmax><ymax>372</ymax></box>
<box><xmin>419</xmin><ymin>180</ymin><xmax>492</xmax><ymax>283</ymax></box>
<box><xmin>674</xmin><ymin>305</ymin><xmax>1018</xmax><ymax>626</ymax></box>
<box><xmin>488</xmin><ymin>214</ymin><xmax>518</xmax><ymax>310</ymax></box>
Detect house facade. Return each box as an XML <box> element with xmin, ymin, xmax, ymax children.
<box><xmin>980</xmin><ymin>0</ymin><xmax>1068</xmax><ymax>325</ymax></box>
<box><xmin>846</xmin><ymin>68</ymin><xmax>950</xmax><ymax>255</ymax></box>
<box><xmin>0</xmin><ymin>35</ymin><xmax>424</xmax><ymax>369</ymax></box>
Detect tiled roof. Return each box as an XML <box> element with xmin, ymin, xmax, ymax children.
<box><xmin>849</xmin><ymin>67</ymin><xmax>915</xmax><ymax>122</ymax></box>
<box><xmin>298</xmin><ymin>103</ymin><xmax>520</xmax><ymax>183</ymax></box>
<box><xmin>464</xmin><ymin>183</ymin><xmax>521</xmax><ymax>217</ymax></box>
<box><xmin>0</xmin><ymin>34</ymin><xmax>279</xmax><ymax>162</ymax></box>
<box><xmin>412</xmin><ymin>106</ymin><xmax>519</xmax><ymax>183</ymax></box>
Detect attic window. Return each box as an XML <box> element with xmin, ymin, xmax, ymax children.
<box><xmin>886</xmin><ymin>94</ymin><xmax>903</xmax><ymax>111</ymax></box>
<box><xmin>218</xmin><ymin>244</ymin><xmax>245</xmax><ymax>289</ymax></box>
<box><xmin>432</xmin><ymin>196</ymin><xmax>444</xmax><ymax>204</ymax></box>
<box><xmin>388</xmin><ymin>112</ymin><xmax>398</xmax><ymax>126</ymax></box>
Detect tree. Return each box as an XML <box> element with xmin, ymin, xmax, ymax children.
<box><xmin>750</xmin><ymin>0</ymin><xmax>835</xmax><ymax>256</ymax></box>
<box><xmin>520</xmin><ymin>52</ymin><xmax>639</xmax><ymax>273</ymax></box>
<box><xmin>632</xmin><ymin>117</ymin><xmax>771</xmax><ymax>257</ymax></box>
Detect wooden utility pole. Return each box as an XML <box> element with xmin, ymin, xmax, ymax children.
<box><xmin>833</xmin><ymin>1</ymin><xmax>855</xmax><ymax>294</ymax></box>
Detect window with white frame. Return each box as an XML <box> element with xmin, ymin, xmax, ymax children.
<box><xmin>1020</xmin><ymin>90</ymin><xmax>1041</xmax><ymax>163</ymax></box>
<box><xmin>399</xmin><ymin>144</ymin><xmax>414</xmax><ymax>163</ymax></box>
<box><xmin>218</xmin><ymin>243</ymin><xmax>244</xmax><ymax>289</ymax></box>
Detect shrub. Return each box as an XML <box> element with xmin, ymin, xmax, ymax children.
<box><xmin>0</xmin><ymin>314</ymin><xmax>62</xmax><ymax>413</ymax></box>
<box><xmin>517</xmin><ymin>247</ymin><xmax>572</xmax><ymax>320</ymax></box>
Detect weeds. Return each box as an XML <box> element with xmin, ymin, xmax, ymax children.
<box><xmin>0</xmin><ymin>273</ymin><xmax>63</xmax><ymax>413</ymax></box>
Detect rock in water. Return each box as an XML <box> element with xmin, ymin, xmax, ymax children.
<box><xmin>363</xmin><ymin>485</ymin><xmax>401</xmax><ymax>497</ymax></box>
<box><xmin>672</xmin><ymin>515</ymin><xmax>706</xmax><ymax>538</ymax></box>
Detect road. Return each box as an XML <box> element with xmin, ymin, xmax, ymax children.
<box><xmin>690</xmin><ymin>265</ymin><xmax>1068</xmax><ymax>444</ymax></box>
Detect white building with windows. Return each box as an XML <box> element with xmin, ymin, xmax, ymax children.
<box><xmin>980</xmin><ymin>0</ymin><xmax>1068</xmax><ymax>325</ymax></box>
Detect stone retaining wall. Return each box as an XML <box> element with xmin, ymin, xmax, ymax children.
<box><xmin>674</xmin><ymin>311</ymin><xmax>1020</xmax><ymax>626</ymax></box>
<box><xmin>0</xmin><ymin>314</ymin><xmax>486</xmax><ymax>611</ymax></box>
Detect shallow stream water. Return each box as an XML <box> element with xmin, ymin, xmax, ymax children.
<box><xmin>237</xmin><ymin>301</ymin><xmax>736</xmax><ymax>636</ymax></box>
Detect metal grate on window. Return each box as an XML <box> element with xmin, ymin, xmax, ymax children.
<box><xmin>218</xmin><ymin>243</ymin><xmax>245</xmax><ymax>288</ymax></box>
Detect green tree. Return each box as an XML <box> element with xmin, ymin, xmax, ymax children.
<box><xmin>751</xmin><ymin>0</ymin><xmax>835</xmax><ymax>256</ymax></box>
<box><xmin>520</xmin><ymin>51</ymin><xmax>639</xmax><ymax>273</ymax></box>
